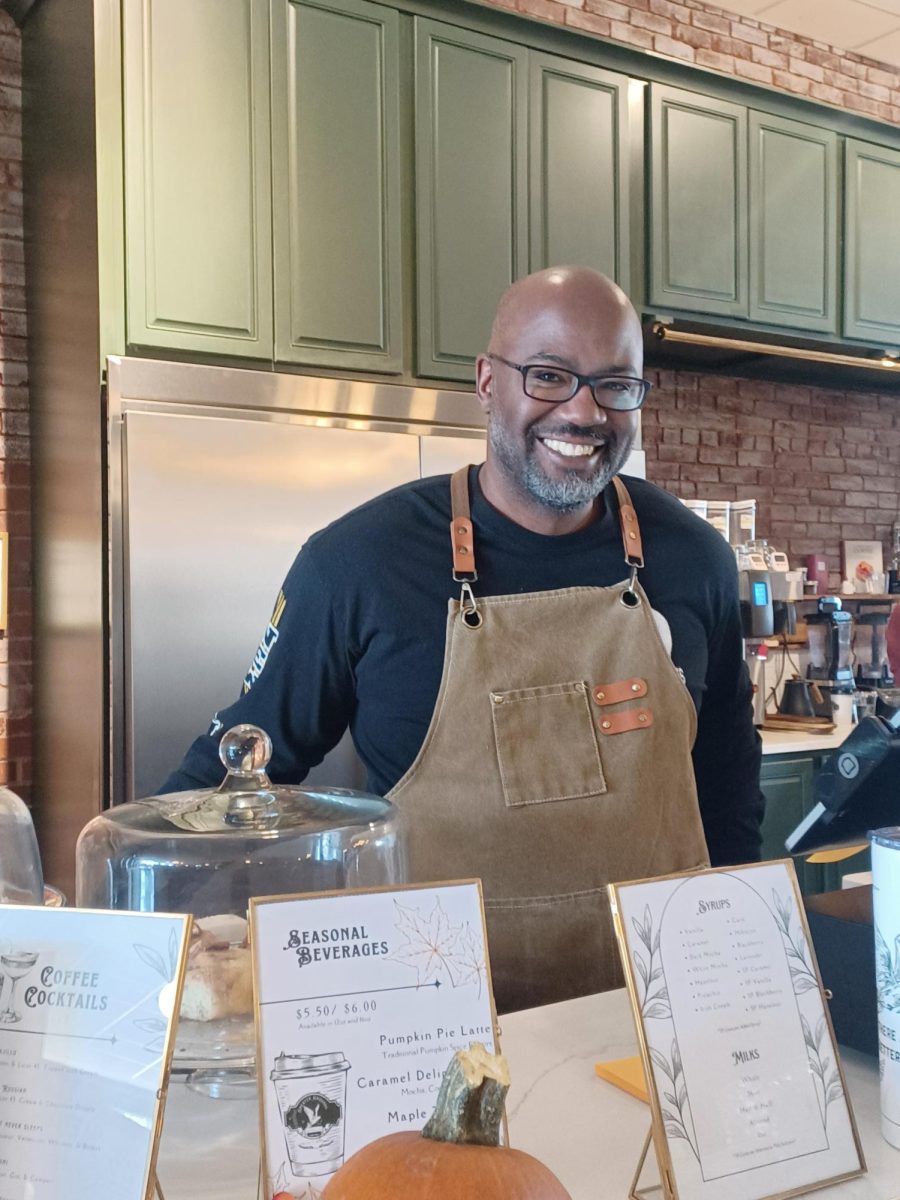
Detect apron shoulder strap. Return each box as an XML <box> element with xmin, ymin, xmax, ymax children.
<box><xmin>612</xmin><ymin>476</ymin><xmax>644</xmax><ymax>569</ymax></box>
<box><xmin>450</xmin><ymin>466</ymin><xmax>477</xmax><ymax>580</ymax></box>
<box><xmin>449</xmin><ymin>467</ymin><xmax>643</xmax><ymax>576</ymax></box>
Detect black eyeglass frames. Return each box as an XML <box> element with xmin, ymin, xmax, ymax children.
<box><xmin>489</xmin><ymin>354</ymin><xmax>650</xmax><ymax>412</ymax></box>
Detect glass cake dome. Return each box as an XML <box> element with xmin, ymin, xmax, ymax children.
<box><xmin>75</xmin><ymin>724</ymin><xmax>406</xmax><ymax>1086</ymax></box>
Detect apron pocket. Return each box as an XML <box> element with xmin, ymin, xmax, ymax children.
<box><xmin>490</xmin><ymin>680</ymin><xmax>607</xmax><ymax>808</ymax></box>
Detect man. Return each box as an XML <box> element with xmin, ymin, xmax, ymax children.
<box><xmin>163</xmin><ymin>267</ymin><xmax>763</xmax><ymax>1012</ymax></box>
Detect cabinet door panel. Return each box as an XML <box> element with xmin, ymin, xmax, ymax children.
<box><xmin>529</xmin><ymin>54</ymin><xmax>630</xmax><ymax>290</ymax></box>
<box><xmin>844</xmin><ymin>139</ymin><xmax>900</xmax><ymax>344</ymax></box>
<box><xmin>750</xmin><ymin>112</ymin><xmax>837</xmax><ymax>333</ymax></box>
<box><xmin>124</xmin><ymin>0</ymin><xmax>272</xmax><ymax>356</ymax></box>
<box><xmin>272</xmin><ymin>0</ymin><xmax>402</xmax><ymax>371</ymax></box>
<box><xmin>416</xmin><ymin>19</ymin><xmax>528</xmax><ymax>381</ymax></box>
<box><xmin>649</xmin><ymin>85</ymin><xmax>747</xmax><ymax>316</ymax></box>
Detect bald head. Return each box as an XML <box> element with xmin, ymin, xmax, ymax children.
<box><xmin>487</xmin><ymin>266</ymin><xmax>642</xmax><ymax>363</ymax></box>
<box><xmin>475</xmin><ymin>266</ymin><xmax>644</xmax><ymax>533</ymax></box>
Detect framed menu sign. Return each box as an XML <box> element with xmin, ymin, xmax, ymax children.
<box><xmin>609</xmin><ymin>862</ymin><xmax>865</xmax><ymax>1200</ymax></box>
<box><xmin>0</xmin><ymin>905</ymin><xmax>190</xmax><ymax>1200</ymax></box>
<box><xmin>251</xmin><ymin>881</ymin><xmax>499</xmax><ymax>1200</ymax></box>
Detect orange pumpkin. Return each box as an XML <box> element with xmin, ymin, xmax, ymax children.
<box><xmin>322</xmin><ymin>1043</ymin><xmax>571</xmax><ymax>1200</ymax></box>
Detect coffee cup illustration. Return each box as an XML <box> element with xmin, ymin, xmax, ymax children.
<box><xmin>271</xmin><ymin>1050</ymin><xmax>351</xmax><ymax>1177</ymax></box>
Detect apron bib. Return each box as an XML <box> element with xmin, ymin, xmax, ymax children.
<box><xmin>388</xmin><ymin>469</ymin><xmax>709</xmax><ymax>1012</ymax></box>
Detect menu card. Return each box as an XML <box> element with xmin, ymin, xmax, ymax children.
<box><xmin>251</xmin><ymin>881</ymin><xmax>498</xmax><ymax>1200</ymax></box>
<box><xmin>0</xmin><ymin>905</ymin><xmax>190</xmax><ymax>1200</ymax></box>
<box><xmin>609</xmin><ymin>862</ymin><xmax>864</xmax><ymax>1200</ymax></box>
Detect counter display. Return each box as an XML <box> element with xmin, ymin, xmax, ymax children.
<box><xmin>155</xmin><ymin>988</ymin><xmax>898</xmax><ymax>1200</ymax></box>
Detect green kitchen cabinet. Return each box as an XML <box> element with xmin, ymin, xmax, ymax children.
<box><xmin>759</xmin><ymin>752</ymin><xmax>869</xmax><ymax>895</ymax></box>
<box><xmin>760</xmin><ymin>754</ymin><xmax>816</xmax><ymax>893</ymax></box>
<box><xmin>123</xmin><ymin>0</ymin><xmax>273</xmax><ymax>357</ymax></box>
<box><xmin>529</xmin><ymin>53</ymin><xmax>632</xmax><ymax>291</ymax></box>
<box><xmin>648</xmin><ymin>84</ymin><xmax>747</xmax><ymax>318</ymax></box>
<box><xmin>415</xmin><ymin>19</ymin><xmax>529</xmax><ymax>382</ymax></box>
<box><xmin>271</xmin><ymin>0</ymin><xmax>403</xmax><ymax>372</ymax></box>
<box><xmin>844</xmin><ymin>138</ymin><xmax>900</xmax><ymax>344</ymax></box>
<box><xmin>749</xmin><ymin>111</ymin><xmax>838</xmax><ymax>334</ymax></box>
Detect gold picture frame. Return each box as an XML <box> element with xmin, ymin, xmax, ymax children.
<box><xmin>609</xmin><ymin>861</ymin><xmax>865</xmax><ymax>1200</ymax></box>
<box><xmin>250</xmin><ymin>878</ymin><xmax>501</xmax><ymax>1198</ymax></box>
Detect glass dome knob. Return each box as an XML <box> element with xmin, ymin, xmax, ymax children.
<box><xmin>219</xmin><ymin>724</ymin><xmax>273</xmax><ymax>786</ymax></box>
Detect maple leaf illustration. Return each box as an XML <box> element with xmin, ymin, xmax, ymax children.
<box><xmin>391</xmin><ymin>896</ymin><xmax>462</xmax><ymax>986</ymax></box>
<box><xmin>447</xmin><ymin>922</ymin><xmax>487</xmax><ymax>995</ymax></box>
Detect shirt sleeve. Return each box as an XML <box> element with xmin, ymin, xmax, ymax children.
<box><xmin>157</xmin><ymin>543</ymin><xmax>356</xmax><ymax>794</ymax></box>
<box><xmin>692</xmin><ymin>570</ymin><xmax>765</xmax><ymax>866</ymax></box>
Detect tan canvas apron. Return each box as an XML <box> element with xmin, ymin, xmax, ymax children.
<box><xmin>387</xmin><ymin>468</ymin><xmax>709</xmax><ymax>1013</ymax></box>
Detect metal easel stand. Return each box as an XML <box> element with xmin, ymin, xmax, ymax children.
<box><xmin>153</xmin><ymin>1174</ymin><xmax>166</xmax><ymax>1200</ymax></box>
<box><xmin>629</xmin><ymin>1128</ymin><xmax>667</xmax><ymax>1200</ymax></box>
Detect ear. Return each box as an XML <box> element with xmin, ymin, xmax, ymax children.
<box><xmin>475</xmin><ymin>354</ymin><xmax>493</xmax><ymax>414</ymax></box>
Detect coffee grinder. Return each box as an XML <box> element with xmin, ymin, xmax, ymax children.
<box><xmin>806</xmin><ymin>596</ymin><xmax>854</xmax><ymax>715</ymax></box>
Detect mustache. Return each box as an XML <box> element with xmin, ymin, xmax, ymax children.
<box><xmin>528</xmin><ymin>420</ymin><xmax>615</xmax><ymax>443</ymax></box>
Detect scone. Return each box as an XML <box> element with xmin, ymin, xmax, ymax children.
<box><xmin>180</xmin><ymin>914</ymin><xmax>253</xmax><ymax>1022</ymax></box>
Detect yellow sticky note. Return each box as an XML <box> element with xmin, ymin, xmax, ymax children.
<box><xmin>595</xmin><ymin>1055</ymin><xmax>649</xmax><ymax>1104</ymax></box>
<box><xmin>805</xmin><ymin>844</ymin><xmax>868</xmax><ymax>864</ymax></box>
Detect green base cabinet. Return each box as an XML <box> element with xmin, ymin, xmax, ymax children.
<box><xmin>759</xmin><ymin>753</ymin><xmax>870</xmax><ymax>895</ymax></box>
<box><xmin>123</xmin><ymin>0</ymin><xmax>273</xmax><ymax>358</ymax></box>
<box><xmin>271</xmin><ymin>0</ymin><xmax>403</xmax><ymax>372</ymax></box>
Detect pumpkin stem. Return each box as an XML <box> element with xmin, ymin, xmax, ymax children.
<box><xmin>422</xmin><ymin>1042</ymin><xmax>510</xmax><ymax>1147</ymax></box>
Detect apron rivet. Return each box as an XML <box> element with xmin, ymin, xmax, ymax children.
<box><xmin>601</xmin><ymin>719</ymin><xmax>612</xmax><ymax>730</ymax></box>
<box><xmin>638</xmin><ymin>713</ymin><xmax>648</xmax><ymax>722</ymax></box>
<box><xmin>457</xmin><ymin>545</ymin><xmax>469</xmax><ymax>554</ymax></box>
<box><xmin>595</xmin><ymin>691</ymin><xmax>605</xmax><ymax>701</ymax></box>
<box><xmin>628</xmin><ymin>531</ymin><xmax>637</xmax><ymax>540</ymax></box>
<box><xmin>491</xmin><ymin>694</ymin><xmax>503</xmax><ymax>704</ymax></box>
<box><xmin>631</xmin><ymin>682</ymin><xmax>641</xmax><ymax>692</ymax></box>
<box><xmin>457</xmin><ymin>526</ymin><xmax>467</xmax><ymax>535</ymax></box>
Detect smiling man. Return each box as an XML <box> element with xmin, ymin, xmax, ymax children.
<box><xmin>163</xmin><ymin>266</ymin><xmax>763</xmax><ymax>1013</ymax></box>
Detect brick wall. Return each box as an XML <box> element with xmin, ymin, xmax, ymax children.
<box><xmin>481</xmin><ymin>0</ymin><xmax>900</xmax><ymax>124</ymax></box>
<box><xmin>642</xmin><ymin>371</ymin><xmax>900</xmax><ymax>588</ymax></box>
<box><xmin>0</xmin><ymin>14</ymin><xmax>30</xmax><ymax>803</ymax></box>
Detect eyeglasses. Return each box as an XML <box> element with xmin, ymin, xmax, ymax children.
<box><xmin>490</xmin><ymin>355</ymin><xmax>650</xmax><ymax>412</ymax></box>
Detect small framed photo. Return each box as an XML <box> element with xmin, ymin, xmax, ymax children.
<box><xmin>841</xmin><ymin>539</ymin><xmax>884</xmax><ymax>588</ymax></box>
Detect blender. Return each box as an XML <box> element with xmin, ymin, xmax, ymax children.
<box><xmin>855</xmin><ymin>609</ymin><xmax>894</xmax><ymax>689</ymax></box>
<box><xmin>806</xmin><ymin>597</ymin><xmax>854</xmax><ymax>717</ymax></box>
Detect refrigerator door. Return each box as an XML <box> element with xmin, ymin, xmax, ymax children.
<box><xmin>123</xmin><ymin>410</ymin><xmax>427</xmax><ymax>800</ymax></box>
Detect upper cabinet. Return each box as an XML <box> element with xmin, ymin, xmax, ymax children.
<box><xmin>414</xmin><ymin>21</ymin><xmax>529</xmax><ymax>382</ymax></box>
<box><xmin>271</xmin><ymin>0</ymin><xmax>403</xmax><ymax>371</ymax></box>
<box><xmin>649</xmin><ymin>84</ymin><xmax>839</xmax><ymax>335</ymax></box>
<box><xmin>649</xmin><ymin>86</ymin><xmax>747</xmax><ymax>318</ymax></box>
<box><xmin>749</xmin><ymin>112</ymin><xmax>837</xmax><ymax>334</ymax></box>
<box><xmin>414</xmin><ymin>26</ymin><xmax>634</xmax><ymax>381</ymax></box>
<box><xmin>123</xmin><ymin>0</ymin><xmax>273</xmax><ymax>357</ymax></box>
<box><xmin>529</xmin><ymin>54</ymin><xmax>631</xmax><ymax>288</ymax></box>
<box><xmin>844</xmin><ymin>139</ymin><xmax>900</xmax><ymax>346</ymax></box>
<box><xmin>118</xmin><ymin>0</ymin><xmax>900</xmax><ymax>370</ymax></box>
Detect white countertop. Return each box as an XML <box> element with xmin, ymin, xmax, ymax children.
<box><xmin>155</xmin><ymin>988</ymin><xmax>897</xmax><ymax>1200</ymax></box>
<box><xmin>761</xmin><ymin>728</ymin><xmax>851</xmax><ymax>755</ymax></box>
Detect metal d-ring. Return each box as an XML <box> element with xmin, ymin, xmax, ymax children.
<box><xmin>459</xmin><ymin>580</ymin><xmax>483</xmax><ymax>629</ymax></box>
<box><xmin>620</xmin><ymin>564</ymin><xmax>641</xmax><ymax>609</ymax></box>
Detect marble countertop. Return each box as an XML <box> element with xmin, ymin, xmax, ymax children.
<box><xmin>761</xmin><ymin>728</ymin><xmax>851</xmax><ymax>755</ymax></box>
<box><xmin>155</xmin><ymin>988</ymin><xmax>897</xmax><ymax>1200</ymax></box>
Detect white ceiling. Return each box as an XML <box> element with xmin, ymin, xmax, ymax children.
<box><xmin>711</xmin><ymin>0</ymin><xmax>900</xmax><ymax>70</ymax></box>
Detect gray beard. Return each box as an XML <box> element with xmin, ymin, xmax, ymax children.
<box><xmin>488</xmin><ymin>420</ymin><xmax>634</xmax><ymax>513</ymax></box>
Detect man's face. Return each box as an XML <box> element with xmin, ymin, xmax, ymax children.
<box><xmin>476</xmin><ymin>298</ymin><xmax>641</xmax><ymax>514</ymax></box>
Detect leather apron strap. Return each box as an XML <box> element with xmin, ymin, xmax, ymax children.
<box><xmin>449</xmin><ymin>466</ymin><xmax>645</xmax><ymax>577</ymax></box>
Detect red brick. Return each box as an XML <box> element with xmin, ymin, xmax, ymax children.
<box><xmin>691</xmin><ymin>9</ymin><xmax>729</xmax><ymax>35</ymax></box>
<box><xmin>631</xmin><ymin>8</ymin><xmax>672</xmax><ymax>34</ymax></box>
<box><xmin>653</xmin><ymin>34</ymin><xmax>695</xmax><ymax>60</ymax></box>
<box><xmin>584</xmin><ymin>0</ymin><xmax>630</xmax><ymax>17</ymax></box>
<box><xmin>565</xmin><ymin>9</ymin><xmax>612</xmax><ymax>34</ymax></box>
<box><xmin>609</xmin><ymin>18</ymin><xmax>654</xmax><ymax>46</ymax></box>
<box><xmin>730</xmin><ymin>21</ymin><xmax>767</xmax><ymax>48</ymax></box>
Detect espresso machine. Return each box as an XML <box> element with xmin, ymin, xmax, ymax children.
<box><xmin>737</xmin><ymin>541</ymin><xmax>800</xmax><ymax>724</ymax></box>
<box><xmin>806</xmin><ymin>596</ymin><xmax>854</xmax><ymax>715</ymax></box>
